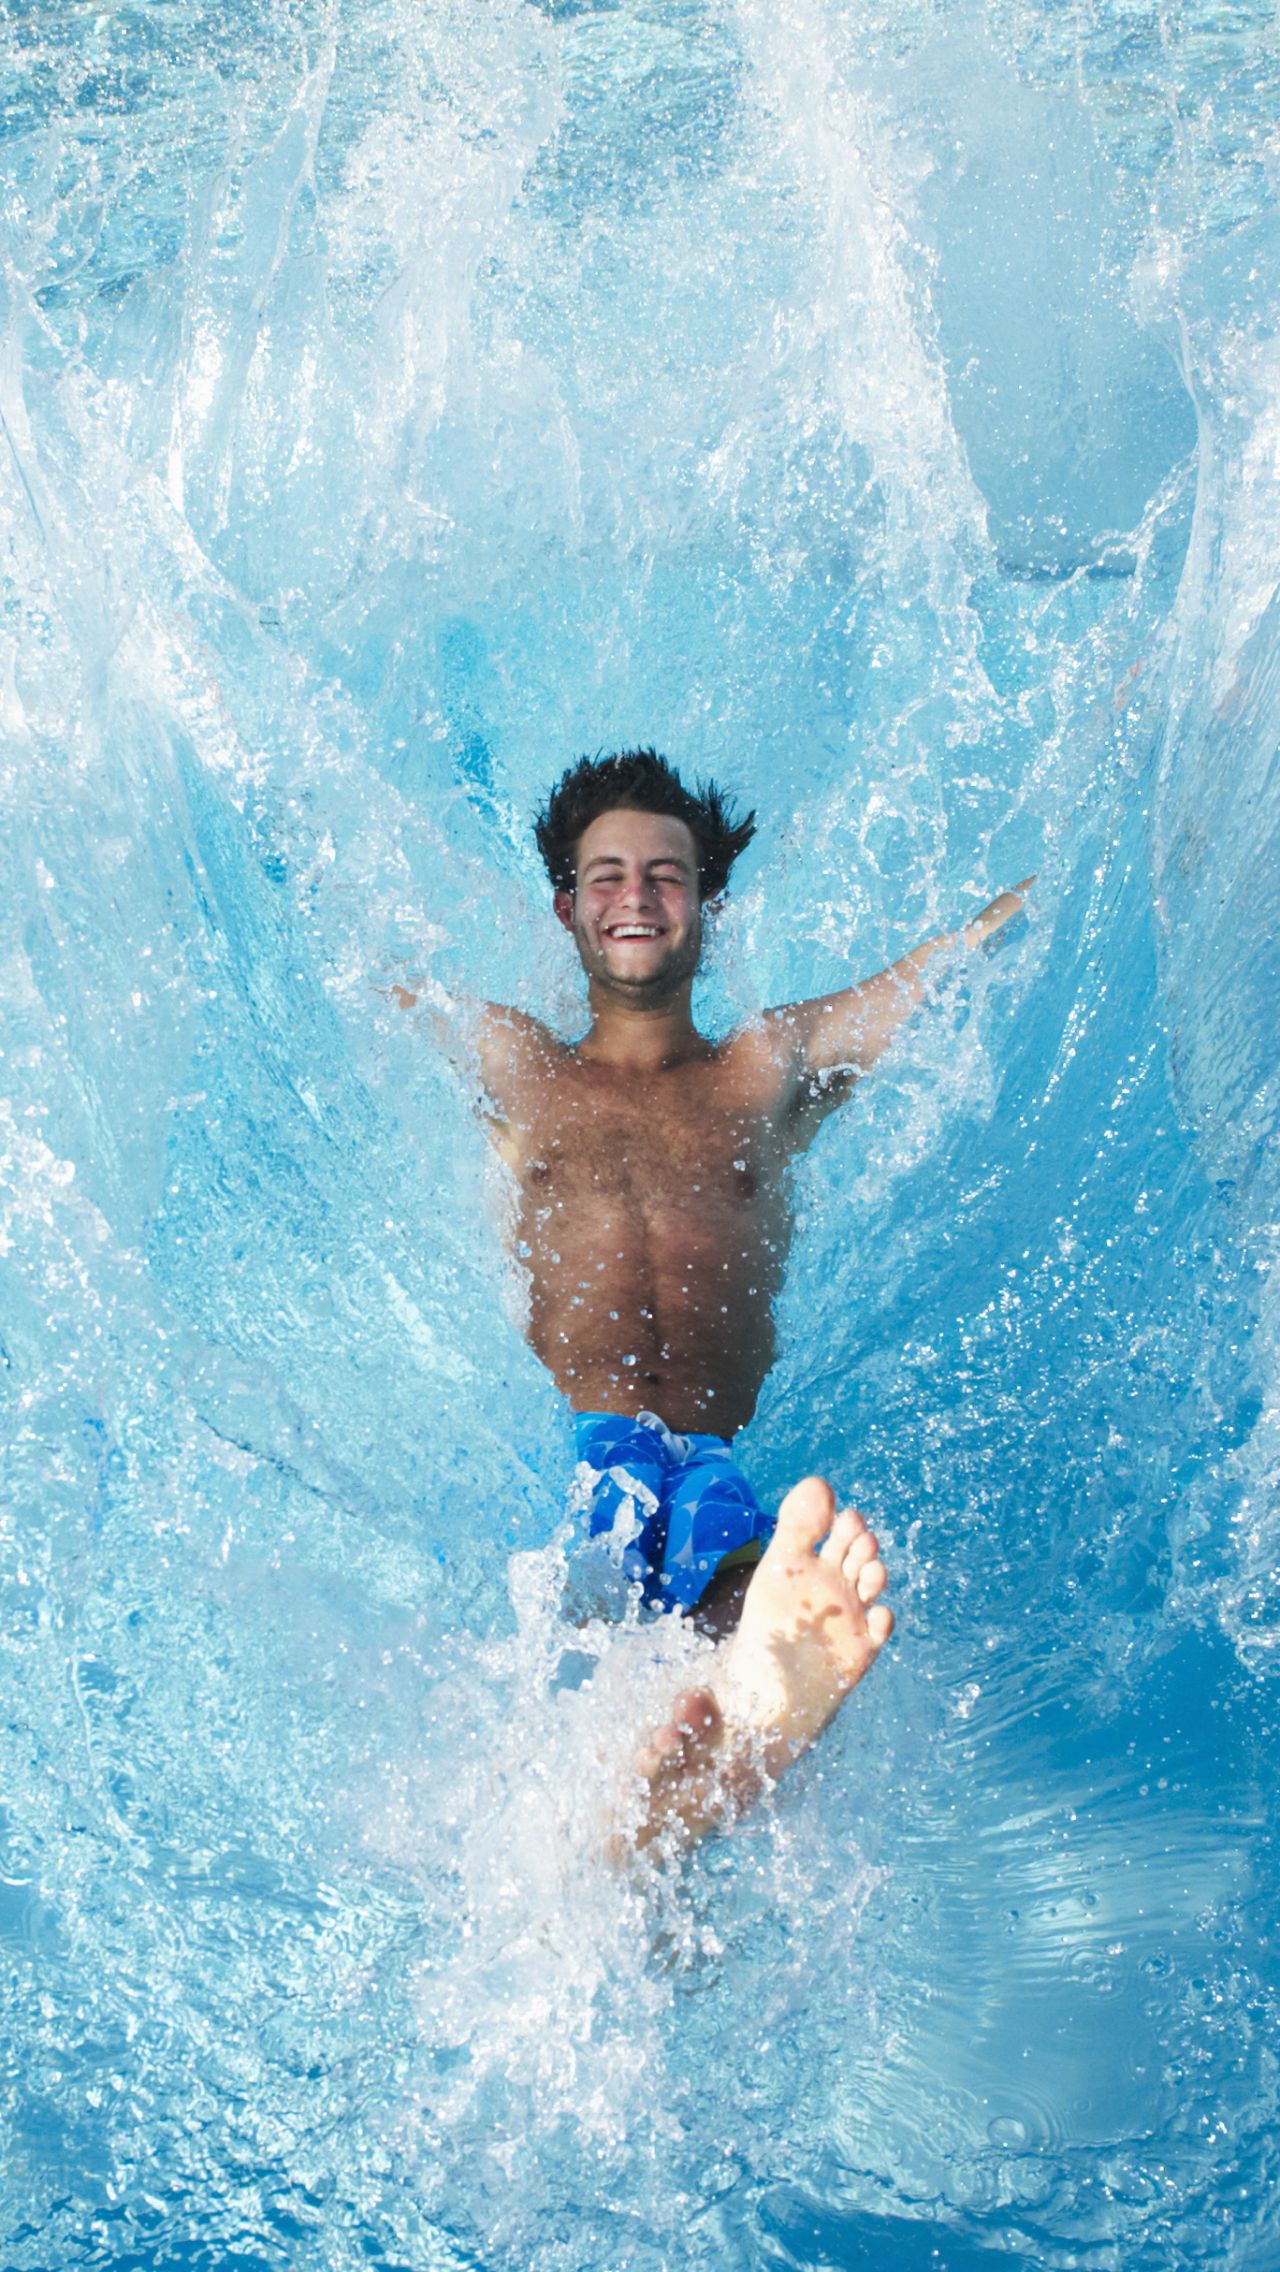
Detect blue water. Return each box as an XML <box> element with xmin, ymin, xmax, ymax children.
<box><xmin>2</xmin><ymin>1</ymin><xmax>1279</xmax><ymax>2265</ymax></box>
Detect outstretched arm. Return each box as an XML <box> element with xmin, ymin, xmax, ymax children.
<box><xmin>766</xmin><ymin>877</ymin><xmax>1034</xmax><ymax>1115</ymax></box>
<box><xmin>375</xmin><ymin>963</ymin><xmax>463</xmax><ymax>1058</ymax></box>
<box><xmin>376</xmin><ymin>966</ymin><xmax>555</xmax><ymax>1132</ymax></box>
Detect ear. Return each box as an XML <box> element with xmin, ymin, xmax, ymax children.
<box><xmin>553</xmin><ymin>888</ymin><xmax>575</xmax><ymax>933</ymax></box>
<box><xmin>701</xmin><ymin>893</ymin><xmax>725</xmax><ymax>922</ymax></box>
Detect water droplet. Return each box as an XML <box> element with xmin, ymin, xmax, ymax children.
<box><xmin>987</xmin><ymin>2116</ymin><xmax>1027</xmax><ymax>2149</ymax></box>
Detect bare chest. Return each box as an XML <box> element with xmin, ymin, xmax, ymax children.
<box><xmin>509</xmin><ymin>1063</ymin><xmax>781</xmax><ymax>1216</ymax></box>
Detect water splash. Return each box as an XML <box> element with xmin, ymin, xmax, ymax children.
<box><xmin>2</xmin><ymin>1</ymin><xmax>1279</xmax><ymax>2266</ymax></box>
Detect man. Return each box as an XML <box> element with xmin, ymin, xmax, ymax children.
<box><xmin>392</xmin><ymin>748</ymin><xmax>1031</xmax><ymax>1849</ymax></box>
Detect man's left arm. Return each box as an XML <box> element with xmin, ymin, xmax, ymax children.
<box><xmin>765</xmin><ymin>877</ymin><xmax>1035</xmax><ymax>1115</ymax></box>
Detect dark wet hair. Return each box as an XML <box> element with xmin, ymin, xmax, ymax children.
<box><xmin>534</xmin><ymin>748</ymin><xmax>756</xmax><ymax>899</ymax></box>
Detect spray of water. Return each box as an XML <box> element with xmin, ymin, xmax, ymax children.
<box><xmin>2</xmin><ymin>1</ymin><xmax>1278</xmax><ymax>2266</ymax></box>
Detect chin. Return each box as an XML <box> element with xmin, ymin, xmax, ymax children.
<box><xmin>576</xmin><ymin>926</ymin><xmax>702</xmax><ymax>994</ymax></box>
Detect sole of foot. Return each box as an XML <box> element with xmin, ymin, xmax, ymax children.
<box><xmin>714</xmin><ymin>1475</ymin><xmax>892</xmax><ymax>1781</ymax></box>
<box><xmin>616</xmin><ymin>1477</ymin><xmax>893</xmax><ymax>1857</ymax></box>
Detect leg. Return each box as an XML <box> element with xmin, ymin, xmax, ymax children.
<box><xmin>616</xmin><ymin>1477</ymin><xmax>892</xmax><ymax>1855</ymax></box>
<box><xmin>691</xmin><ymin>1558</ymin><xmax>754</xmax><ymax>1642</ymax></box>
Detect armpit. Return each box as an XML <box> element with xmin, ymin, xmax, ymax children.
<box><xmin>789</xmin><ymin>1058</ymin><xmax>862</xmax><ymax>1131</ymax></box>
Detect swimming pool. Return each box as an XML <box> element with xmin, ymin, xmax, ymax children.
<box><xmin>2</xmin><ymin>0</ymin><xmax>1278</xmax><ymax>2264</ymax></box>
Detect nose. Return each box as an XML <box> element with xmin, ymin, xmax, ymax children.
<box><xmin>616</xmin><ymin>867</ymin><xmax>658</xmax><ymax>912</ymax></box>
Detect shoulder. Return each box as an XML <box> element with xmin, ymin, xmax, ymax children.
<box><xmin>719</xmin><ymin>1007</ymin><xmax>861</xmax><ymax>1140</ymax></box>
<box><xmin>474</xmin><ymin>1001</ymin><xmax>557</xmax><ymax>1051</ymax></box>
<box><xmin>715</xmin><ymin>1013</ymin><xmax>803</xmax><ymax>1112</ymax></box>
<box><xmin>471</xmin><ymin>1003</ymin><xmax>564</xmax><ymax>1115</ymax></box>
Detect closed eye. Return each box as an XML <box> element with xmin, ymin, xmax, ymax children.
<box><xmin>582</xmin><ymin>863</ymin><xmax>691</xmax><ymax>885</ymax></box>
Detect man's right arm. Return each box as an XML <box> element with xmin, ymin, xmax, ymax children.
<box><xmin>381</xmin><ymin>976</ymin><xmax>552</xmax><ymax>1130</ymax></box>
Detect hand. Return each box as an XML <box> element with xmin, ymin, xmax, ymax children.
<box><xmin>370</xmin><ymin>954</ymin><xmax>431</xmax><ymax>1010</ymax></box>
<box><xmin>963</xmin><ymin>875</ymin><xmax>1035</xmax><ymax>949</ymax></box>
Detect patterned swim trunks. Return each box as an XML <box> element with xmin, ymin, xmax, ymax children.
<box><xmin>569</xmin><ymin>1409</ymin><xmax>774</xmax><ymax>1615</ymax></box>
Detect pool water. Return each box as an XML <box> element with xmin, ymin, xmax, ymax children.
<box><xmin>2</xmin><ymin>1</ymin><xmax>1279</xmax><ymax>2266</ymax></box>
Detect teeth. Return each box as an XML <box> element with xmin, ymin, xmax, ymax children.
<box><xmin>609</xmin><ymin>926</ymin><xmax>659</xmax><ymax>938</ymax></box>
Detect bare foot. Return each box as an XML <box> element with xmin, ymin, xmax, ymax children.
<box><xmin>609</xmin><ymin>1686</ymin><xmax>725</xmax><ymax>1859</ymax></box>
<box><xmin>715</xmin><ymin>1477</ymin><xmax>892</xmax><ymax>1782</ymax></box>
<box><xmin>614</xmin><ymin>1478</ymin><xmax>892</xmax><ymax>1855</ymax></box>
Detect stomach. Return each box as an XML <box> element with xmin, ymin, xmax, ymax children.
<box><xmin>522</xmin><ymin>1198</ymin><xmax>785</xmax><ymax>1432</ymax></box>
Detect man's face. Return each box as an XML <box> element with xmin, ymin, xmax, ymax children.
<box><xmin>555</xmin><ymin>808</ymin><xmax>704</xmax><ymax>1000</ymax></box>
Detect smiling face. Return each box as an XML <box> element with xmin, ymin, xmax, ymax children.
<box><xmin>554</xmin><ymin>807</ymin><xmax>706</xmax><ymax>1002</ymax></box>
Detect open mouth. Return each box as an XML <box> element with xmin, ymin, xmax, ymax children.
<box><xmin>603</xmin><ymin>924</ymin><xmax>663</xmax><ymax>940</ymax></box>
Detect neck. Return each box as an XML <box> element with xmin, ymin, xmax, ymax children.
<box><xmin>578</xmin><ymin>979</ymin><xmax>708</xmax><ymax>1070</ymax></box>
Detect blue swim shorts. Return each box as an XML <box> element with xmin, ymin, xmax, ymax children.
<box><xmin>569</xmin><ymin>1409</ymin><xmax>774</xmax><ymax>1615</ymax></box>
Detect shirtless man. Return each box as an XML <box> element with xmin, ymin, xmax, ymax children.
<box><xmin>393</xmin><ymin>748</ymin><xmax>1031</xmax><ymax>1849</ymax></box>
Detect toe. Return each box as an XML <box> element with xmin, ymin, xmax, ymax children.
<box><xmin>820</xmin><ymin>1508</ymin><xmax>860</xmax><ymax>1566</ymax></box>
<box><xmin>854</xmin><ymin>1555</ymin><xmax>887</xmax><ymax>1606</ymax></box>
<box><xmin>841</xmin><ymin>1529</ymin><xmax>878</xmax><ymax>1580</ymax></box>
<box><xmin>774</xmin><ymin>1475</ymin><xmax>836</xmax><ymax>1555</ymax></box>
<box><xmin>673</xmin><ymin>1688</ymin><xmax>720</xmax><ymax>1743</ymax></box>
<box><xmin>634</xmin><ymin>1689</ymin><xmax>721</xmax><ymax>1787</ymax></box>
<box><xmin>866</xmin><ymin>1601</ymin><xmax>894</xmax><ymax>1649</ymax></box>
<box><xmin>635</xmin><ymin>1723</ymin><xmax>684</xmax><ymax>1780</ymax></box>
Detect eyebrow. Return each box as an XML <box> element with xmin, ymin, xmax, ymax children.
<box><xmin>581</xmin><ymin>852</ymin><xmax>693</xmax><ymax>875</ymax></box>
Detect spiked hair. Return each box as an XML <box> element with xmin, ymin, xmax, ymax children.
<box><xmin>534</xmin><ymin>748</ymin><xmax>756</xmax><ymax>899</ymax></box>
